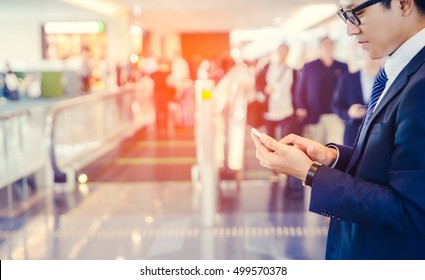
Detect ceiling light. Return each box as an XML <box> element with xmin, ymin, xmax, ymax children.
<box><xmin>44</xmin><ymin>21</ymin><xmax>106</xmax><ymax>34</ymax></box>
<box><xmin>61</xmin><ymin>0</ymin><xmax>123</xmax><ymax>16</ymax></box>
<box><xmin>282</xmin><ymin>4</ymin><xmax>338</xmax><ymax>34</ymax></box>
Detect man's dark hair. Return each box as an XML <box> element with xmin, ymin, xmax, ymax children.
<box><xmin>380</xmin><ymin>0</ymin><xmax>392</xmax><ymax>9</ymax></box>
<box><xmin>380</xmin><ymin>0</ymin><xmax>425</xmax><ymax>14</ymax></box>
<box><xmin>413</xmin><ymin>0</ymin><xmax>425</xmax><ymax>14</ymax></box>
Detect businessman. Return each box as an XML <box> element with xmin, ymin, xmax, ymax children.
<box><xmin>295</xmin><ymin>36</ymin><xmax>348</xmax><ymax>145</ymax></box>
<box><xmin>252</xmin><ymin>0</ymin><xmax>425</xmax><ymax>259</ymax></box>
<box><xmin>332</xmin><ymin>55</ymin><xmax>385</xmax><ymax>146</ymax></box>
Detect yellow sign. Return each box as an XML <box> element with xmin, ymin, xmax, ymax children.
<box><xmin>201</xmin><ymin>90</ymin><xmax>212</xmax><ymax>100</ymax></box>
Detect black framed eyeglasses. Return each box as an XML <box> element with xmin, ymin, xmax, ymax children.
<box><xmin>337</xmin><ymin>0</ymin><xmax>385</xmax><ymax>26</ymax></box>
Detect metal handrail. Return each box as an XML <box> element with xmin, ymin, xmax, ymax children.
<box><xmin>45</xmin><ymin>89</ymin><xmax>124</xmax><ymax>182</ymax></box>
<box><xmin>0</xmin><ymin>109</ymin><xmax>31</xmax><ymax>121</ymax></box>
<box><xmin>45</xmin><ymin>81</ymin><xmax>154</xmax><ymax>183</ymax></box>
<box><xmin>0</xmin><ymin>106</ymin><xmax>46</xmax><ymax>189</ymax></box>
<box><xmin>1</xmin><ymin>109</ymin><xmax>30</xmax><ymax>160</ymax></box>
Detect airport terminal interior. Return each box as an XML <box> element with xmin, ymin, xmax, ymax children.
<box><xmin>0</xmin><ymin>0</ymin><xmax>348</xmax><ymax>260</ymax></box>
<box><xmin>0</xmin><ymin>122</ymin><xmax>329</xmax><ymax>260</ymax></box>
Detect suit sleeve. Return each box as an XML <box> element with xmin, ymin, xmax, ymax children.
<box><xmin>310</xmin><ymin>79</ymin><xmax>425</xmax><ymax>238</ymax></box>
<box><xmin>294</xmin><ymin>65</ymin><xmax>308</xmax><ymax>110</ymax></box>
<box><xmin>291</xmin><ymin>69</ymin><xmax>300</xmax><ymax>110</ymax></box>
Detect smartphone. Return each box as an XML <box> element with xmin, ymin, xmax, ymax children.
<box><xmin>251</xmin><ymin>128</ymin><xmax>262</xmax><ymax>138</ymax></box>
<box><xmin>251</xmin><ymin>128</ymin><xmax>276</xmax><ymax>152</ymax></box>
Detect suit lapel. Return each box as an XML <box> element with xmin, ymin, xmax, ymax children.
<box><xmin>346</xmin><ymin>46</ymin><xmax>425</xmax><ymax>172</ymax></box>
<box><xmin>367</xmin><ymin>70</ymin><xmax>408</xmax><ymax>124</ymax></box>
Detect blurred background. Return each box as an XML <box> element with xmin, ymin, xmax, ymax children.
<box><xmin>0</xmin><ymin>0</ymin><xmax>365</xmax><ymax>260</ymax></box>
<box><xmin>0</xmin><ymin>0</ymin><xmax>361</xmax><ymax>87</ymax></box>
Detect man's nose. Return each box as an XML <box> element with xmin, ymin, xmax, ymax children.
<box><xmin>347</xmin><ymin>21</ymin><xmax>361</xmax><ymax>36</ymax></box>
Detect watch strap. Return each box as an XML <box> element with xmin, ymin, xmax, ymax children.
<box><xmin>303</xmin><ymin>162</ymin><xmax>322</xmax><ymax>187</ymax></box>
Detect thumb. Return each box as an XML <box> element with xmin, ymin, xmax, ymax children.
<box><xmin>307</xmin><ymin>145</ymin><xmax>326</xmax><ymax>162</ymax></box>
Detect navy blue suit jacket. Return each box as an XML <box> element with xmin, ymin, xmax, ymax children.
<box><xmin>332</xmin><ymin>71</ymin><xmax>366</xmax><ymax>146</ymax></box>
<box><xmin>310</xmin><ymin>46</ymin><xmax>425</xmax><ymax>259</ymax></box>
<box><xmin>295</xmin><ymin>59</ymin><xmax>348</xmax><ymax>124</ymax></box>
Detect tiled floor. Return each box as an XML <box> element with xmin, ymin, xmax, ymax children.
<box><xmin>0</xmin><ymin>125</ymin><xmax>329</xmax><ymax>260</ymax></box>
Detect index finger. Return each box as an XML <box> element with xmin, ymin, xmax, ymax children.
<box><xmin>280</xmin><ymin>133</ymin><xmax>303</xmax><ymax>146</ymax></box>
<box><xmin>279</xmin><ymin>133</ymin><xmax>315</xmax><ymax>153</ymax></box>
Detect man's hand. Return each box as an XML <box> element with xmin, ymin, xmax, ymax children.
<box><xmin>295</xmin><ymin>108</ymin><xmax>307</xmax><ymax>119</ymax></box>
<box><xmin>279</xmin><ymin>133</ymin><xmax>338</xmax><ymax>166</ymax></box>
<box><xmin>348</xmin><ymin>103</ymin><xmax>367</xmax><ymax>119</ymax></box>
<box><xmin>251</xmin><ymin>130</ymin><xmax>313</xmax><ymax>181</ymax></box>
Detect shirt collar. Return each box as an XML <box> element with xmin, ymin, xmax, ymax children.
<box><xmin>385</xmin><ymin>27</ymin><xmax>425</xmax><ymax>84</ymax></box>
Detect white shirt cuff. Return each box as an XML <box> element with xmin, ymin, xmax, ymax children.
<box><xmin>326</xmin><ymin>144</ymin><xmax>340</xmax><ymax>168</ymax></box>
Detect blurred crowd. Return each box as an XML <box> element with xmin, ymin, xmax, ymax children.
<box><xmin>115</xmin><ymin>52</ymin><xmax>234</xmax><ymax>129</ymax></box>
<box><xmin>247</xmin><ymin>36</ymin><xmax>385</xmax><ymax>147</ymax></box>
<box><xmin>2</xmin><ymin>35</ymin><xmax>384</xmax><ymax>148</ymax></box>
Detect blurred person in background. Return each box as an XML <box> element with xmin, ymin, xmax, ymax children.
<box><xmin>252</xmin><ymin>0</ymin><xmax>425</xmax><ymax>260</ymax></box>
<box><xmin>255</xmin><ymin>42</ymin><xmax>304</xmax><ymax>193</ymax></box>
<box><xmin>168</xmin><ymin>53</ymin><xmax>191</xmax><ymax>127</ymax></box>
<box><xmin>2</xmin><ymin>62</ymin><xmax>20</xmax><ymax>101</ymax></box>
<box><xmin>256</xmin><ymin>42</ymin><xmax>298</xmax><ymax>140</ymax></box>
<box><xmin>295</xmin><ymin>36</ymin><xmax>349</xmax><ymax>144</ymax></box>
<box><xmin>150</xmin><ymin>60</ymin><xmax>173</xmax><ymax>129</ymax></box>
<box><xmin>332</xmin><ymin>54</ymin><xmax>386</xmax><ymax>146</ymax></box>
<box><xmin>80</xmin><ymin>46</ymin><xmax>92</xmax><ymax>93</ymax></box>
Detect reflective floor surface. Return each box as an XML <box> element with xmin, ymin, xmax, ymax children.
<box><xmin>0</xmin><ymin>180</ymin><xmax>328</xmax><ymax>260</ymax></box>
<box><xmin>0</xmin><ymin>124</ymin><xmax>329</xmax><ymax>260</ymax></box>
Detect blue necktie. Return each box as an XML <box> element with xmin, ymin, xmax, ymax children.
<box><xmin>366</xmin><ymin>68</ymin><xmax>388</xmax><ymax>121</ymax></box>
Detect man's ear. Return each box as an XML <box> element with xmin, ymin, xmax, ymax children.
<box><xmin>400</xmin><ymin>0</ymin><xmax>414</xmax><ymax>15</ymax></box>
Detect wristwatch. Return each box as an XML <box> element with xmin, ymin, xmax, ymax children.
<box><xmin>302</xmin><ymin>162</ymin><xmax>322</xmax><ymax>187</ymax></box>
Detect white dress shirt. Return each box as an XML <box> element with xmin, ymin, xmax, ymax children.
<box><xmin>360</xmin><ymin>69</ymin><xmax>375</xmax><ymax>103</ymax></box>
<box><xmin>375</xmin><ymin>27</ymin><xmax>425</xmax><ymax>110</ymax></box>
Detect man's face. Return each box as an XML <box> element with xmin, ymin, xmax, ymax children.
<box><xmin>320</xmin><ymin>38</ymin><xmax>334</xmax><ymax>58</ymax></box>
<box><xmin>340</xmin><ymin>0</ymin><xmax>406</xmax><ymax>59</ymax></box>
